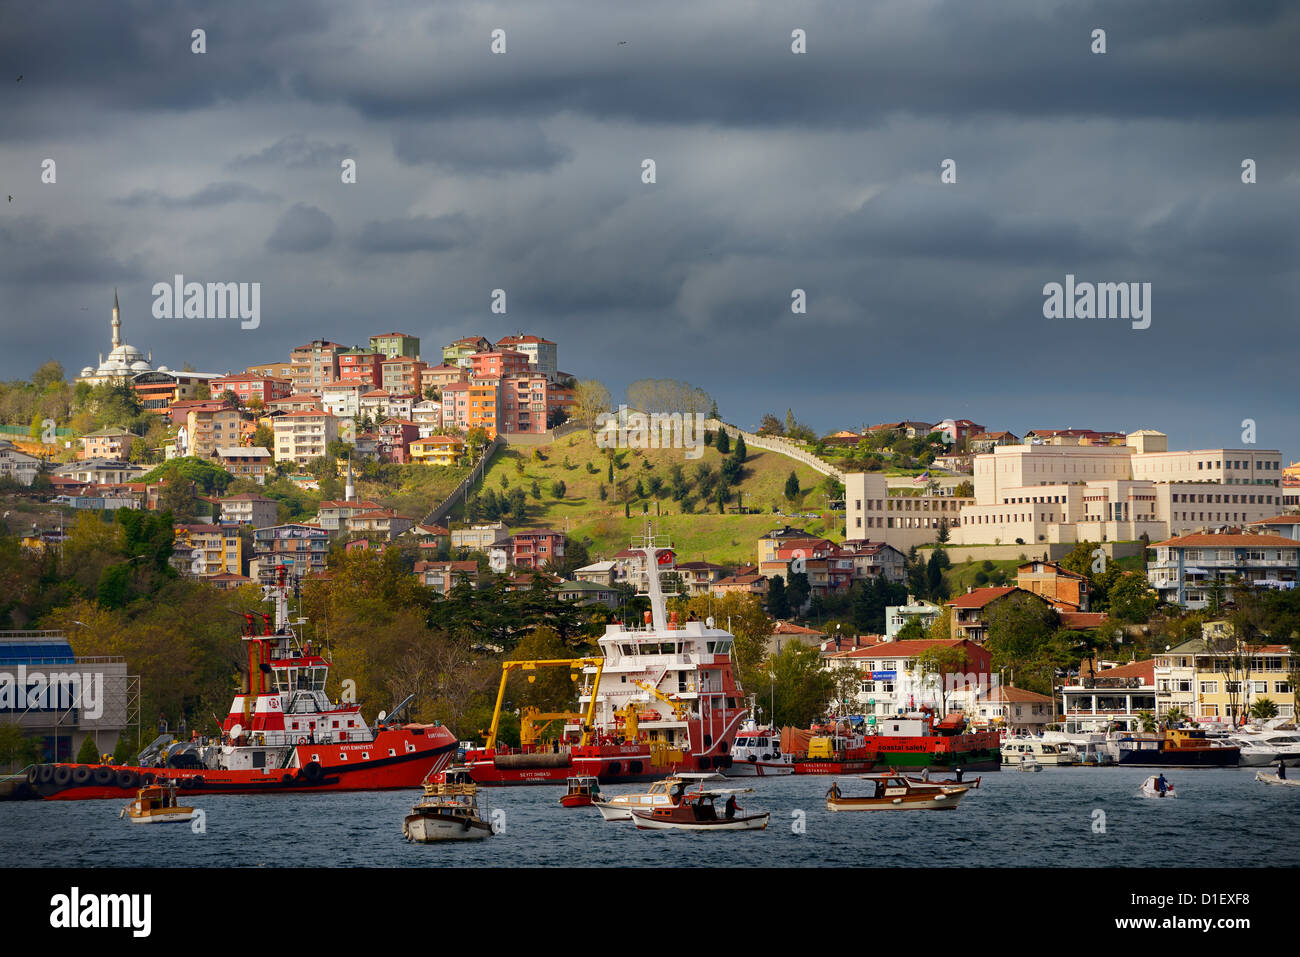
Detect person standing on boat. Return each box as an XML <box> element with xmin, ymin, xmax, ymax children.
<box><xmin>725</xmin><ymin>795</ymin><xmax>737</xmax><ymax>819</ymax></box>
<box><xmin>1278</xmin><ymin>757</ymin><xmax>1287</xmax><ymax>781</ymax></box>
<box><xmin>1156</xmin><ymin>774</ymin><xmax>1168</xmax><ymax>795</ymax></box>
<box><xmin>954</xmin><ymin>767</ymin><xmax>963</xmax><ymax>783</ymax></box>
<box><xmin>920</xmin><ymin>766</ymin><xmax>930</xmax><ymax>781</ymax></box>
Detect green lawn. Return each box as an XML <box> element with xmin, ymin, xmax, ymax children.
<box><xmin>459</xmin><ymin>431</ymin><xmax>834</xmax><ymax>565</ymax></box>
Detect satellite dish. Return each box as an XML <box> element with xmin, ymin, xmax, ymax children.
<box><xmin>229</xmin><ymin>723</ymin><xmax>243</xmax><ymax>738</ymax></box>
<box><xmin>705</xmin><ymin>616</ymin><xmax>715</xmax><ymax>629</ymax></box>
<box><xmin>378</xmin><ymin>710</ymin><xmax>387</xmax><ymax>723</ymax></box>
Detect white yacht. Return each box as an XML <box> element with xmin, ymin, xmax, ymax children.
<box><xmin>1001</xmin><ymin>738</ymin><xmax>1078</xmax><ymax>767</ymax></box>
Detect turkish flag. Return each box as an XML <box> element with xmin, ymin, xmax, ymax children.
<box><xmin>657</xmin><ymin>550</ymin><xmax>674</xmax><ymax>565</ymax></box>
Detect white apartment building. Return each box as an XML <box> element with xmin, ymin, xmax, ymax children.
<box><xmin>846</xmin><ymin>431</ymin><xmax>1284</xmax><ymax>550</ymax></box>
<box><xmin>1147</xmin><ymin>532</ymin><xmax>1300</xmax><ymax>608</ymax></box>
<box><xmin>494</xmin><ymin>335</ymin><xmax>559</xmax><ymax>381</ymax></box>
<box><xmin>272</xmin><ymin>410</ymin><xmax>339</xmax><ymax>466</ymax></box>
<box><xmin>321</xmin><ymin>382</ymin><xmax>366</xmax><ymax>419</ymax></box>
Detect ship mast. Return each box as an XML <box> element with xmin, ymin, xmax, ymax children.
<box><xmin>630</xmin><ymin>522</ymin><xmax>673</xmax><ymax>632</ymax></box>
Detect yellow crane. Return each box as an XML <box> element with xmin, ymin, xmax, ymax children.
<box><xmin>485</xmin><ymin>657</ymin><xmax>605</xmax><ymax>750</ymax></box>
<box><xmin>632</xmin><ymin>679</ymin><xmax>687</xmax><ymax>721</ymax></box>
<box><xmin>519</xmin><ymin>707</ymin><xmax>584</xmax><ymax>748</ymax></box>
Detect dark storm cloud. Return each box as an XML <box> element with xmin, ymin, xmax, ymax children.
<box><xmin>1</xmin><ymin>0</ymin><xmax>1298</xmax><ymax>454</ymax></box>
<box><xmin>392</xmin><ymin>120</ymin><xmax>571</xmax><ymax>174</ymax></box>
<box><xmin>115</xmin><ymin>181</ymin><xmax>278</xmax><ymax>208</ymax></box>
<box><xmin>356</xmin><ymin>213</ymin><xmax>474</xmax><ymax>253</ymax></box>
<box><xmin>227</xmin><ymin>134</ymin><xmax>355</xmax><ymax>171</ymax></box>
<box><xmin>266</xmin><ymin>204</ymin><xmax>335</xmax><ymax>252</ymax></box>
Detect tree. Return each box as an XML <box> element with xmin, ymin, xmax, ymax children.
<box><xmin>733</xmin><ymin>434</ymin><xmax>746</xmax><ymax>462</ymax></box>
<box><xmin>1108</xmin><ymin>573</ymin><xmax>1159</xmax><ymax>624</ymax></box>
<box><xmin>984</xmin><ymin>594</ymin><xmax>1062</xmax><ymax>694</ymax></box>
<box><xmin>76</xmin><ymin>735</ymin><xmax>102</xmax><ymax>764</ymax></box>
<box><xmin>573</xmin><ymin>379</ymin><xmax>613</xmax><ymax>433</ymax></box>
<box><xmin>1250</xmin><ymin>698</ymin><xmax>1279</xmax><ymax>720</ymax></box>
<box><xmin>783</xmin><ymin>471</ymin><xmax>800</xmax><ymax>502</ymax></box>
<box><xmin>715</xmin><ymin>429</ymin><xmax>730</xmax><ymax>455</ymax></box>
<box><xmin>766</xmin><ymin>642</ymin><xmax>836</xmax><ymax>729</ymax></box>
<box><xmin>759</xmin><ymin>413</ymin><xmax>783</xmax><ymax>436</ymax></box>
<box><xmin>767</xmin><ymin>576</ymin><xmax>790</xmax><ymax>618</ymax></box>
<box><xmin>158</xmin><ymin>471</ymin><xmax>199</xmax><ymax>523</ymax></box>
<box><xmin>550</xmin><ymin>479</ymin><xmax>566</xmax><ymax>499</ymax></box>
<box><xmin>0</xmin><ymin>724</ymin><xmax>42</xmax><ymax>771</ymax></box>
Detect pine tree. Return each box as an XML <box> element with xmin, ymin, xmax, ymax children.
<box><xmin>733</xmin><ymin>434</ymin><xmax>746</xmax><ymax>462</ymax></box>
<box><xmin>784</xmin><ymin>471</ymin><xmax>800</xmax><ymax>502</ymax></box>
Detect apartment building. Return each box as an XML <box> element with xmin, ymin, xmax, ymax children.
<box><xmin>414</xmin><ymin>560</ymin><xmax>481</xmax><ymax>595</ymax></box>
<box><xmin>79</xmin><ymin>427</ymin><xmax>135</xmax><ymax>461</ymax></box>
<box><xmin>440</xmin><ymin>382</ymin><xmax>470</xmax><ymax>431</ymax></box>
<box><xmin>508</xmin><ymin>530</ymin><xmax>566</xmax><ymax>570</ymax></box>
<box><xmin>253</xmin><ymin>523</ymin><xmax>329</xmax><ymax>582</ymax></box>
<box><xmin>494</xmin><ymin>335</ymin><xmax>558</xmax><ymax>380</ymax></box>
<box><xmin>422</xmin><ymin>363</ymin><xmax>469</xmax><ymax>395</ymax></box>
<box><xmin>219</xmin><ymin>492</ymin><xmax>280</xmax><ymax>528</ymax></box>
<box><xmin>409</xmin><ymin>434</ymin><xmax>465</xmax><ymax>466</ymax></box>
<box><xmin>289</xmin><ymin>339</ymin><xmax>345</xmax><ymax>392</ymax></box>
<box><xmin>470</xmin><ymin>350</ymin><xmax>530</xmax><ymax>380</ymax></box>
<box><xmin>174</xmin><ymin>523</ymin><xmax>242</xmax><ymax>576</ymax></box>
<box><xmin>209</xmin><ymin>373</ymin><xmax>292</xmax><ymax>405</ymax></box>
<box><xmin>370</xmin><ymin>333</ymin><xmax>420</xmax><ymax>360</ymax></box>
<box><xmin>185</xmin><ymin>403</ymin><xmax>241</xmax><ymax>459</ymax></box>
<box><xmin>443</xmin><ymin>335</ymin><xmax>493</xmax><ymax>368</ymax></box>
<box><xmin>1147</xmin><ymin>532</ymin><xmax>1300</xmax><ymax>608</ymax></box>
<box><xmin>467</xmin><ymin>377</ymin><xmax>501</xmax><ymax>439</ymax></box>
<box><xmin>450</xmin><ymin>522</ymin><xmax>510</xmax><ymax>551</ymax></box>
<box><xmin>843</xmin><ymin>473</ymin><xmax>974</xmax><ymax>551</ymax></box>
<box><xmin>381</xmin><ymin>357</ymin><xmax>427</xmax><ymax>396</ymax></box>
<box><xmin>336</xmin><ymin>349</ymin><xmax>383</xmax><ymax>389</ymax></box>
<box><xmin>214</xmin><ymin>447</ymin><xmax>272</xmax><ymax>485</ymax></box>
<box><xmin>272</xmin><ymin>410</ymin><xmax>339</xmax><ymax>466</ymax></box>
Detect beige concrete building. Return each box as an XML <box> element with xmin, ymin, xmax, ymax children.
<box><xmin>272</xmin><ymin>410</ymin><xmax>339</xmax><ymax>466</ymax></box>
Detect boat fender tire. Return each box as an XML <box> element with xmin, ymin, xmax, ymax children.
<box><xmin>698</xmin><ymin>757</ymin><xmax>711</xmax><ymax>769</ymax></box>
<box><xmin>140</xmin><ymin>773</ymin><xmax>155</xmax><ymax>786</ymax></box>
<box><xmin>747</xmin><ymin>754</ymin><xmax>757</xmax><ymax>762</ymax></box>
<box><xmin>607</xmin><ymin>762</ymin><xmax>621</xmax><ymax>776</ymax></box>
<box><xmin>25</xmin><ymin>765</ymin><xmax>39</xmax><ymax>784</ymax></box>
<box><xmin>52</xmin><ymin>766</ymin><xmax>72</xmax><ymax>787</ymax></box>
<box><xmin>302</xmin><ymin>761</ymin><xmax>324</xmax><ymax>784</ymax></box>
<box><xmin>718</xmin><ymin>741</ymin><xmax>728</xmax><ymax>754</ymax></box>
<box><xmin>629</xmin><ymin>761</ymin><xmax>643</xmax><ymax>774</ymax></box>
<box><xmin>762</xmin><ymin>753</ymin><xmax>771</xmax><ymax>761</ymax></box>
<box><xmin>115</xmin><ymin>770</ymin><xmax>139</xmax><ymax>790</ymax></box>
<box><xmin>36</xmin><ymin>764</ymin><xmax>54</xmax><ymax>784</ymax></box>
<box><xmin>71</xmin><ymin>766</ymin><xmax>93</xmax><ymax>786</ymax></box>
<box><xmin>92</xmin><ymin>766</ymin><xmax>115</xmax><ymax>786</ymax></box>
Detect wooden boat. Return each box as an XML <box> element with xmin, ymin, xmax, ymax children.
<box><xmin>1140</xmin><ymin>775</ymin><xmax>1176</xmax><ymax>798</ymax></box>
<box><xmin>630</xmin><ymin>788</ymin><xmax>768</xmax><ymax>831</ymax></box>
<box><xmin>1255</xmin><ymin>771</ymin><xmax>1300</xmax><ymax>788</ymax></box>
<box><xmin>593</xmin><ymin>772</ymin><xmax>724</xmax><ymax>821</ymax></box>
<box><xmin>905</xmin><ymin>772</ymin><xmax>980</xmax><ymax>789</ymax></box>
<box><xmin>826</xmin><ymin>772</ymin><xmax>969</xmax><ymax>811</ymax></box>
<box><xmin>119</xmin><ymin>783</ymin><xmax>195</xmax><ymax>824</ymax></box>
<box><xmin>403</xmin><ymin>775</ymin><xmax>494</xmax><ymax>842</ymax></box>
<box><xmin>559</xmin><ymin>775</ymin><xmax>602</xmax><ymax>807</ymax></box>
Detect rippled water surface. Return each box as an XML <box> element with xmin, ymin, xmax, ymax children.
<box><xmin>4</xmin><ymin>768</ymin><xmax>1297</xmax><ymax>867</ymax></box>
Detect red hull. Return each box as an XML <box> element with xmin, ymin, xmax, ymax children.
<box><xmin>792</xmin><ymin>759</ymin><xmax>877</xmax><ymax>775</ymax></box>
<box><xmin>31</xmin><ymin>725</ymin><xmax>457</xmax><ymax>800</ymax></box>
<box><xmin>453</xmin><ymin>743</ymin><xmax>734</xmax><ymax>786</ymax></box>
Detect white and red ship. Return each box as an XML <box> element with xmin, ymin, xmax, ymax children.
<box><xmin>28</xmin><ymin>567</ymin><xmax>457</xmax><ymax>800</ymax></box>
<box><xmin>448</xmin><ymin>533</ymin><xmax>748</xmax><ymax>785</ymax></box>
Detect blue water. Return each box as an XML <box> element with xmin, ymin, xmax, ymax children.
<box><xmin>3</xmin><ymin>768</ymin><xmax>1297</xmax><ymax>867</ymax></box>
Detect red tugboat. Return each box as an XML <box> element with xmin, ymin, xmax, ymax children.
<box><xmin>784</xmin><ymin>709</ymin><xmax>1002</xmax><ymax>774</ymax></box>
<box><xmin>28</xmin><ymin>567</ymin><xmax>458</xmax><ymax>800</ymax></box>
<box><xmin>446</xmin><ymin>532</ymin><xmax>747</xmax><ymax>785</ymax></box>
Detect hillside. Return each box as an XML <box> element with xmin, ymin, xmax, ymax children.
<box><xmin>459</xmin><ymin>431</ymin><xmax>835</xmax><ymax>565</ymax></box>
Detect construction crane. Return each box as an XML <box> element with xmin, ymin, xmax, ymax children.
<box><xmin>633</xmin><ymin>679</ymin><xmax>687</xmax><ymax>721</ymax></box>
<box><xmin>485</xmin><ymin>657</ymin><xmax>605</xmax><ymax>750</ymax></box>
<box><xmin>519</xmin><ymin>707</ymin><xmax>584</xmax><ymax>748</ymax></box>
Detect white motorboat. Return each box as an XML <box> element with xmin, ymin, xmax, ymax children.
<box><xmin>403</xmin><ymin>773</ymin><xmax>493</xmax><ymax>842</ymax></box>
<box><xmin>1002</xmin><ymin>739</ymin><xmax>1076</xmax><ymax>766</ymax></box>
<box><xmin>593</xmin><ymin>772</ymin><xmax>724</xmax><ymax>821</ymax></box>
<box><xmin>119</xmin><ymin>783</ymin><xmax>195</xmax><ymax>824</ymax></box>
<box><xmin>726</xmin><ymin>718</ymin><xmax>795</xmax><ymax>776</ymax></box>
<box><xmin>1140</xmin><ymin>775</ymin><xmax>1177</xmax><ymax>798</ymax></box>
<box><xmin>1255</xmin><ymin>770</ymin><xmax>1300</xmax><ymax>788</ymax></box>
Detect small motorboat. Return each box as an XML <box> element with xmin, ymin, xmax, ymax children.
<box><xmin>560</xmin><ymin>775</ymin><xmax>603</xmax><ymax>808</ymax></box>
<box><xmin>1255</xmin><ymin>770</ymin><xmax>1300</xmax><ymax>788</ymax></box>
<box><xmin>630</xmin><ymin>788</ymin><xmax>768</xmax><ymax>831</ymax></box>
<box><xmin>1140</xmin><ymin>775</ymin><xmax>1177</xmax><ymax>798</ymax></box>
<box><xmin>905</xmin><ymin>772</ymin><xmax>980</xmax><ymax>789</ymax></box>
<box><xmin>119</xmin><ymin>783</ymin><xmax>195</xmax><ymax>824</ymax></box>
<box><xmin>403</xmin><ymin>771</ymin><xmax>494</xmax><ymax>842</ymax></box>
<box><xmin>1018</xmin><ymin>758</ymin><xmax>1043</xmax><ymax>772</ymax></box>
<box><xmin>593</xmin><ymin>772</ymin><xmax>724</xmax><ymax>821</ymax></box>
<box><xmin>826</xmin><ymin>771</ymin><xmax>970</xmax><ymax>811</ymax></box>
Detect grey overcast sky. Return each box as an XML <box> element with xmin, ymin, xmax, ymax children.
<box><xmin>1</xmin><ymin>1</ymin><xmax>1296</xmax><ymax>455</ymax></box>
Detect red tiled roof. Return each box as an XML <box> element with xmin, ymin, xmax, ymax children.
<box><xmin>772</xmin><ymin>621</ymin><xmax>823</xmax><ymax>635</ymax></box>
<box><xmin>1060</xmin><ymin>611</ymin><xmax>1109</xmax><ymax>630</ymax></box>
<box><xmin>947</xmin><ymin>586</ymin><xmax>1021</xmax><ymax>609</ymax></box>
<box><xmin>1095</xmin><ymin>659</ymin><xmax>1155</xmax><ymax>682</ymax></box>
<box><xmin>1153</xmin><ymin>533</ymin><xmax>1298</xmax><ymax>548</ymax></box>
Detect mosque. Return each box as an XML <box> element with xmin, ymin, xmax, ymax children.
<box><xmin>78</xmin><ymin>289</ymin><xmax>167</xmax><ymax>385</ymax></box>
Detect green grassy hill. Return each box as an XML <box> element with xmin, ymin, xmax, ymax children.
<box><xmin>459</xmin><ymin>431</ymin><xmax>835</xmax><ymax>565</ymax></box>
